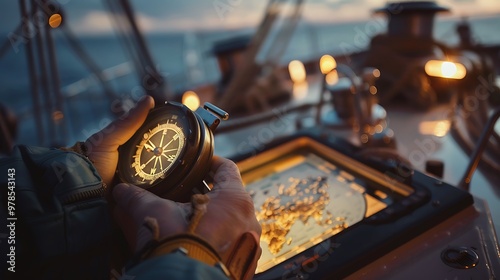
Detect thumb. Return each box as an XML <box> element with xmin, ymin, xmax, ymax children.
<box><xmin>90</xmin><ymin>96</ymin><xmax>155</xmax><ymax>151</ymax></box>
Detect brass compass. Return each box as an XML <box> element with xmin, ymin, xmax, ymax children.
<box><xmin>117</xmin><ymin>101</ymin><xmax>228</xmax><ymax>202</ymax></box>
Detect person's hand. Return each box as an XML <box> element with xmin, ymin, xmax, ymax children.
<box><xmin>84</xmin><ymin>96</ymin><xmax>154</xmax><ymax>187</ymax></box>
<box><xmin>112</xmin><ymin>156</ymin><xmax>262</xmax><ymax>278</ymax></box>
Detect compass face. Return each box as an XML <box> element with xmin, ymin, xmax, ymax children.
<box><xmin>118</xmin><ymin>103</ymin><xmax>197</xmax><ymax>190</ymax></box>
<box><xmin>132</xmin><ymin>123</ymin><xmax>185</xmax><ymax>182</ymax></box>
<box><xmin>117</xmin><ymin>101</ymin><xmax>226</xmax><ymax>201</ymax></box>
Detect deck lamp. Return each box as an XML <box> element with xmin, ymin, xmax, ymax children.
<box><xmin>424</xmin><ymin>60</ymin><xmax>467</xmax><ymax>79</ymax></box>
<box><xmin>288</xmin><ymin>60</ymin><xmax>307</xmax><ymax>83</ymax></box>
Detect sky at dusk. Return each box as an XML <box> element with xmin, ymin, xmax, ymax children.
<box><xmin>0</xmin><ymin>0</ymin><xmax>499</xmax><ymax>35</ymax></box>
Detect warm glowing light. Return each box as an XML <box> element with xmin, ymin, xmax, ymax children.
<box><xmin>288</xmin><ymin>60</ymin><xmax>306</xmax><ymax>83</ymax></box>
<box><xmin>360</xmin><ymin>133</ymin><xmax>369</xmax><ymax>144</ymax></box>
<box><xmin>325</xmin><ymin>69</ymin><xmax>339</xmax><ymax>85</ymax></box>
<box><xmin>52</xmin><ymin>110</ymin><xmax>64</xmax><ymax>121</ymax></box>
<box><xmin>293</xmin><ymin>82</ymin><xmax>308</xmax><ymax>100</ymax></box>
<box><xmin>434</xmin><ymin>120</ymin><xmax>451</xmax><ymax>137</ymax></box>
<box><xmin>425</xmin><ymin>60</ymin><xmax>466</xmax><ymax>79</ymax></box>
<box><xmin>419</xmin><ymin>120</ymin><xmax>451</xmax><ymax>137</ymax></box>
<box><xmin>369</xmin><ymin>86</ymin><xmax>377</xmax><ymax>95</ymax></box>
<box><xmin>49</xmin><ymin>14</ymin><xmax>62</xmax><ymax>28</ymax></box>
<box><xmin>441</xmin><ymin>62</ymin><xmax>457</xmax><ymax>77</ymax></box>
<box><xmin>182</xmin><ymin>91</ymin><xmax>200</xmax><ymax>111</ymax></box>
<box><xmin>319</xmin><ymin>55</ymin><xmax>337</xmax><ymax>74</ymax></box>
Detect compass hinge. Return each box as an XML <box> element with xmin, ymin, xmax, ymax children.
<box><xmin>196</xmin><ymin>103</ymin><xmax>229</xmax><ymax>131</ymax></box>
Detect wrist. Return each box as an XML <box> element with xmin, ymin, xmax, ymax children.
<box><xmin>61</xmin><ymin>141</ymin><xmax>92</xmax><ymax>162</ymax></box>
<box><xmin>135</xmin><ymin>233</ymin><xmax>232</xmax><ymax>278</ymax></box>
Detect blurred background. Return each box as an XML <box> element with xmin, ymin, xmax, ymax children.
<box><xmin>1</xmin><ymin>2</ymin><xmax>500</xmax><ymax>276</ymax></box>
<box><xmin>0</xmin><ymin>0</ymin><xmax>499</xmax><ymax>146</ymax></box>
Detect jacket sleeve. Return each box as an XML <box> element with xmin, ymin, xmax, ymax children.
<box><xmin>0</xmin><ymin>145</ymin><xmax>112</xmax><ymax>280</ymax></box>
<box><xmin>122</xmin><ymin>252</ymin><xmax>230</xmax><ymax>280</ymax></box>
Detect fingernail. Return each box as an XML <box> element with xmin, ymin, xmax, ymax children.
<box><xmin>138</xmin><ymin>95</ymin><xmax>154</xmax><ymax>108</ymax></box>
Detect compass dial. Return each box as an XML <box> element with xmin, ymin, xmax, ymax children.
<box><xmin>132</xmin><ymin>123</ymin><xmax>185</xmax><ymax>182</ymax></box>
<box><xmin>117</xmin><ymin>101</ymin><xmax>226</xmax><ymax>201</ymax></box>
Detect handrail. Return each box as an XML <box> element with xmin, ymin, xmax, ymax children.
<box><xmin>459</xmin><ymin>107</ymin><xmax>500</xmax><ymax>191</ymax></box>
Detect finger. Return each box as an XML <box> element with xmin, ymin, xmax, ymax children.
<box><xmin>112</xmin><ymin>183</ymin><xmax>163</xmax><ymax>250</ymax></box>
<box><xmin>90</xmin><ymin>95</ymin><xmax>155</xmax><ymax>150</ymax></box>
<box><xmin>113</xmin><ymin>183</ymin><xmax>160</xmax><ymax>220</ymax></box>
<box><xmin>113</xmin><ymin>183</ymin><xmax>190</xmax><ymax>250</ymax></box>
<box><xmin>207</xmin><ymin>156</ymin><xmax>255</xmax><ymax>219</ymax></box>
<box><xmin>210</xmin><ymin>156</ymin><xmax>244</xmax><ymax>191</ymax></box>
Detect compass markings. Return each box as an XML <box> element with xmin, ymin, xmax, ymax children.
<box><xmin>132</xmin><ymin>123</ymin><xmax>186</xmax><ymax>181</ymax></box>
<box><xmin>144</xmin><ymin>143</ymin><xmax>155</xmax><ymax>152</ymax></box>
<box><xmin>164</xmin><ymin>154</ymin><xmax>176</xmax><ymax>162</ymax></box>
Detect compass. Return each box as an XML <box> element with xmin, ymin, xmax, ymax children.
<box><xmin>117</xmin><ymin>101</ymin><xmax>228</xmax><ymax>202</ymax></box>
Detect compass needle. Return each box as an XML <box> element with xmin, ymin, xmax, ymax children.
<box><xmin>159</xmin><ymin>131</ymin><xmax>165</xmax><ymax>148</ymax></box>
<box><xmin>159</xmin><ymin>156</ymin><xmax>164</xmax><ymax>170</ymax></box>
<box><xmin>162</xmin><ymin>138</ymin><xmax>175</xmax><ymax>150</ymax></box>
<box><xmin>144</xmin><ymin>143</ymin><xmax>155</xmax><ymax>152</ymax></box>
<box><xmin>143</xmin><ymin>155</ymin><xmax>156</xmax><ymax>167</ymax></box>
<box><xmin>153</xmin><ymin>156</ymin><xmax>159</xmax><ymax>169</ymax></box>
<box><xmin>148</xmin><ymin>140</ymin><xmax>156</xmax><ymax>149</ymax></box>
